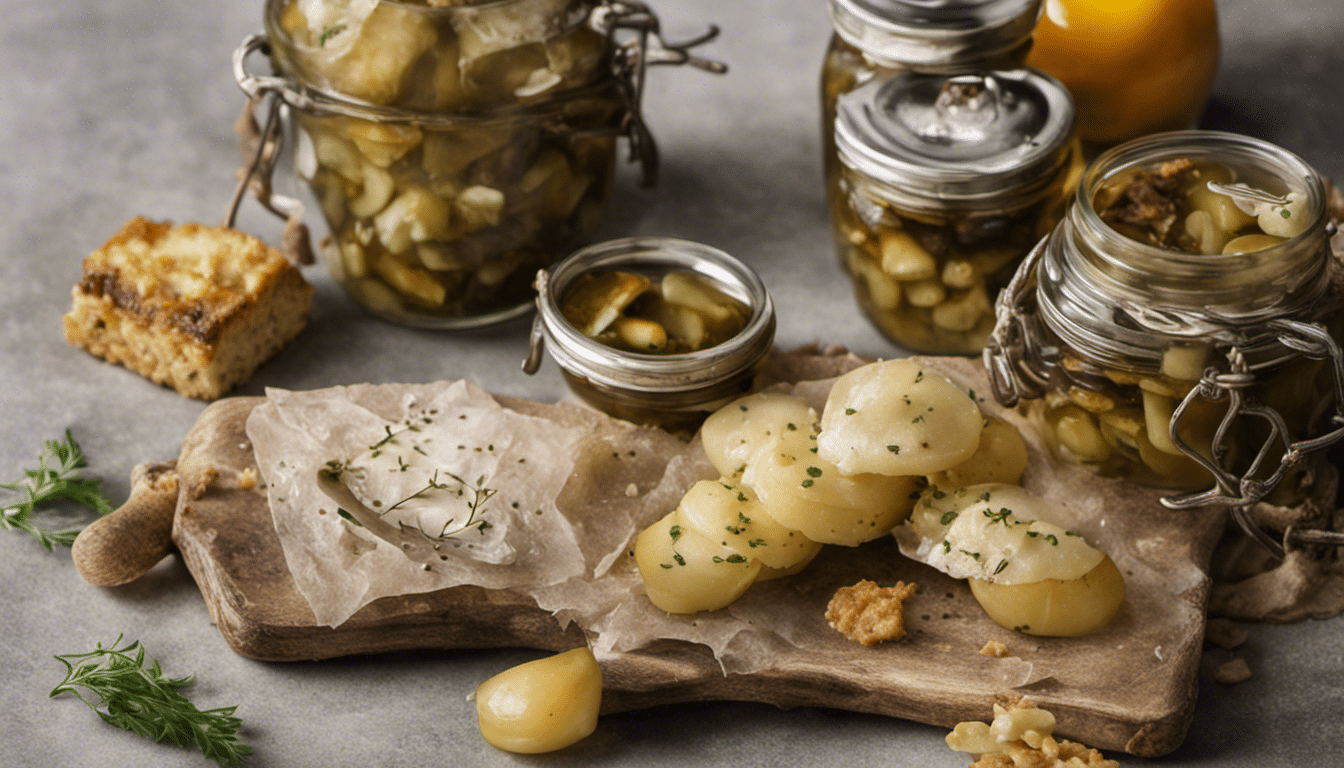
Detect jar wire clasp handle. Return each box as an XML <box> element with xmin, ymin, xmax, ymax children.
<box><xmin>225</xmin><ymin>33</ymin><xmax>314</xmax><ymax>266</ymax></box>
<box><xmin>984</xmin><ymin>234</ymin><xmax>1054</xmax><ymax>407</ymax></box>
<box><xmin>592</xmin><ymin>0</ymin><xmax>727</xmax><ymax>187</ymax></box>
<box><xmin>1163</xmin><ymin>319</ymin><xmax>1344</xmax><ymax>559</ymax></box>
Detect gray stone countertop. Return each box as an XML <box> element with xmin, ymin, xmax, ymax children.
<box><xmin>2</xmin><ymin>0</ymin><xmax>1341</xmax><ymax>765</ymax></box>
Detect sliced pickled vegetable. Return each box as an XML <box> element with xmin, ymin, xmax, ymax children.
<box><xmin>560</xmin><ymin>269</ymin><xmax>750</xmax><ymax>355</ymax></box>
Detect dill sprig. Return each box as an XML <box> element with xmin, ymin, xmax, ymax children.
<box><xmin>1</xmin><ymin>430</ymin><xmax>113</xmax><ymax>550</ymax></box>
<box><xmin>50</xmin><ymin>636</ymin><xmax>251</xmax><ymax>767</ymax></box>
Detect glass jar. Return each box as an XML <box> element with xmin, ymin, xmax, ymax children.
<box><xmin>831</xmin><ymin>68</ymin><xmax>1080</xmax><ymax>354</ymax></box>
<box><xmin>1026</xmin><ymin>0</ymin><xmax>1219</xmax><ymax>148</ymax></box>
<box><xmin>821</xmin><ymin>0</ymin><xmax>1042</xmax><ymax>212</ymax></box>
<box><xmin>238</xmin><ymin>0</ymin><xmax>720</xmax><ymax>328</ymax></box>
<box><xmin>986</xmin><ymin>131</ymin><xmax>1344</xmax><ymax>497</ymax></box>
<box><xmin>524</xmin><ymin>237</ymin><xmax>776</xmax><ymax>433</ymax></box>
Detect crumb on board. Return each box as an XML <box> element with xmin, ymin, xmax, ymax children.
<box><xmin>1215</xmin><ymin>657</ymin><xmax>1252</xmax><ymax>685</ymax></box>
<box><xmin>239</xmin><ymin>466</ymin><xmax>258</xmax><ymax>491</ymax></box>
<box><xmin>825</xmin><ymin>579</ymin><xmax>917</xmax><ymax>646</ymax></box>
<box><xmin>980</xmin><ymin>640</ymin><xmax>1009</xmax><ymax>658</ymax></box>
<box><xmin>947</xmin><ymin>701</ymin><xmax>1120</xmax><ymax>768</ymax></box>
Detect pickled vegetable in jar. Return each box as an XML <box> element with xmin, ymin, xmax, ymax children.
<box><xmin>1026</xmin><ymin>0</ymin><xmax>1219</xmax><ymax>147</ymax></box>
<box><xmin>831</xmin><ymin>69</ymin><xmax>1080</xmax><ymax>354</ymax></box>
<box><xmin>243</xmin><ymin>0</ymin><xmax>719</xmax><ymax>328</ymax></box>
<box><xmin>821</xmin><ymin>0</ymin><xmax>1042</xmax><ymax>213</ymax></box>
<box><xmin>559</xmin><ymin>269</ymin><xmax>750</xmax><ymax>355</ymax></box>
<box><xmin>295</xmin><ymin>99</ymin><xmax>621</xmax><ymax>326</ymax></box>
<box><xmin>525</xmin><ymin>237</ymin><xmax>776</xmax><ymax>433</ymax></box>
<box><xmin>986</xmin><ymin>131</ymin><xmax>1343</xmax><ymax>494</ymax></box>
<box><xmin>268</xmin><ymin>0</ymin><xmax>611</xmax><ymax>111</ymax></box>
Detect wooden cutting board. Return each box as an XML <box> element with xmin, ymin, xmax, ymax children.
<box><xmin>158</xmin><ymin>353</ymin><xmax>1227</xmax><ymax>758</ymax></box>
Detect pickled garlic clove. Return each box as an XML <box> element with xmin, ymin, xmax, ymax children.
<box><xmin>660</xmin><ymin>271</ymin><xmax>741</xmax><ymax>323</ymax></box>
<box><xmin>1222</xmin><ymin>233</ymin><xmax>1287</xmax><ymax>254</ymax></box>
<box><xmin>560</xmin><ymin>271</ymin><xmax>654</xmax><ymax>337</ymax></box>
<box><xmin>475</xmin><ymin>647</ymin><xmax>602</xmax><ymax>754</ymax></box>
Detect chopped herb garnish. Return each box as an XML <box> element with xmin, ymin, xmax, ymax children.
<box><xmin>940</xmin><ymin>510</ymin><xmax>958</xmax><ymax>525</ymax></box>
<box><xmin>993</xmin><ymin>559</ymin><xmax>1009</xmax><ymax>576</ymax></box>
<box><xmin>887</xmin><ymin>445</ymin><xmax>900</xmax><ymax>454</ymax></box>
<box><xmin>669</xmin><ymin>524</ymin><xmax>682</xmax><ymax>543</ymax></box>
<box><xmin>806</xmin><ymin>466</ymin><xmax>823</xmax><ymax>478</ymax></box>
<box><xmin>845</xmin><ymin>408</ymin><xmax>857</xmax><ymax>415</ymax></box>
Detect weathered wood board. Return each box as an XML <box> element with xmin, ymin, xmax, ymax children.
<box><xmin>165</xmin><ymin>365</ymin><xmax>1226</xmax><ymax>758</ymax></box>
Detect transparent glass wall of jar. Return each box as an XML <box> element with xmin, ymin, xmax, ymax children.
<box><xmin>831</xmin><ymin>69</ymin><xmax>1080</xmax><ymax>355</ymax></box>
<box><xmin>526</xmin><ymin>237</ymin><xmax>776</xmax><ymax>433</ymax></box>
<box><xmin>988</xmin><ymin>131</ymin><xmax>1343</xmax><ymax>493</ymax></box>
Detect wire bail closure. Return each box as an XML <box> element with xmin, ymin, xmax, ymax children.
<box><xmin>985</xmin><ymin>236</ymin><xmax>1344</xmax><ymax>560</ymax></box>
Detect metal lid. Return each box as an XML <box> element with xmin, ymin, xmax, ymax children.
<box><xmin>829</xmin><ymin>0</ymin><xmax>1041</xmax><ymax>68</ymax></box>
<box><xmin>835</xmin><ymin>68</ymin><xmax>1075</xmax><ymax>211</ymax></box>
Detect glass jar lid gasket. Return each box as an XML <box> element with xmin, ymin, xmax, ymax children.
<box><xmin>835</xmin><ymin>68</ymin><xmax>1075</xmax><ymax>206</ymax></box>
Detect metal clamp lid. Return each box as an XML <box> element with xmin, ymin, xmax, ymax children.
<box><xmin>835</xmin><ymin>68</ymin><xmax>1074</xmax><ymax>211</ymax></box>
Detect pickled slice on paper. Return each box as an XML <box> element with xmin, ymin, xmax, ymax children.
<box><xmin>817</xmin><ymin>359</ymin><xmax>983</xmax><ymax>476</ymax></box>
<box><xmin>969</xmin><ymin>554</ymin><xmax>1126</xmax><ymax>636</ymax></box>
<box><xmin>699</xmin><ymin>392</ymin><xmax>819</xmax><ymax>478</ymax></box>
<box><xmin>897</xmin><ymin>483</ymin><xmax>1104</xmax><ymax>585</ymax></box>
<box><xmin>743</xmin><ymin>430</ymin><xmax>918</xmax><ymax>546</ymax></box>
<box><xmin>926</xmin><ymin>417</ymin><xmax>1029</xmax><ymax>488</ymax></box>
<box><xmin>634</xmin><ymin>510</ymin><xmax>761</xmax><ymax>614</ymax></box>
<box><xmin>674</xmin><ymin>480</ymin><xmax>821</xmax><ymax>570</ymax></box>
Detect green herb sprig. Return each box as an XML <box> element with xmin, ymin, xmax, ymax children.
<box><xmin>51</xmin><ymin>636</ymin><xmax>251</xmax><ymax>767</ymax></box>
<box><xmin>1</xmin><ymin>430</ymin><xmax>113</xmax><ymax>549</ymax></box>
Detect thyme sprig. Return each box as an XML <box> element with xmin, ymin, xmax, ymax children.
<box><xmin>1</xmin><ymin>430</ymin><xmax>113</xmax><ymax>550</ymax></box>
<box><xmin>50</xmin><ymin>636</ymin><xmax>251</xmax><ymax>767</ymax></box>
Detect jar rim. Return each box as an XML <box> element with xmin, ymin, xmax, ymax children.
<box><xmin>829</xmin><ymin>0</ymin><xmax>1041</xmax><ymax>68</ymax></box>
<box><xmin>1072</xmin><ymin>129</ymin><xmax>1329</xmax><ymax>280</ymax></box>
<box><xmin>533</xmin><ymin>237</ymin><xmax>776</xmax><ymax>393</ymax></box>
<box><xmin>1036</xmin><ymin>130</ymin><xmax>1336</xmax><ymax>373</ymax></box>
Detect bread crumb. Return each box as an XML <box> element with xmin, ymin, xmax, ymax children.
<box><xmin>980</xmin><ymin>640</ymin><xmax>1009</xmax><ymax>658</ymax></box>
<box><xmin>826</xmin><ymin>579</ymin><xmax>917</xmax><ymax>646</ymax></box>
<box><xmin>1205</xmin><ymin>618</ymin><xmax>1248</xmax><ymax>650</ymax></box>
<box><xmin>63</xmin><ymin>217</ymin><xmax>312</xmax><ymax>400</ymax></box>
<box><xmin>948</xmin><ymin>701</ymin><xmax>1119</xmax><ymax>768</ymax></box>
<box><xmin>1215</xmin><ymin>657</ymin><xmax>1252</xmax><ymax>685</ymax></box>
<box><xmin>238</xmin><ymin>466</ymin><xmax>258</xmax><ymax>491</ymax></box>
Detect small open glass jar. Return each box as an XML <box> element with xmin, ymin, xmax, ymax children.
<box><xmin>524</xmin><ymin>237</ymin><xmax>776</xmax><ymax>432</ymax></box>
<box><xmin>831</xmin><ymin>68</ymin><xmax>1080</xmax><ymax>354</ymax></box>
<box><xmin>239</xmin><ymin>0</ymin><xmax>721</xmax><ymax>328</ymax></box>
<box><xmin>986</xmin><ymin>131</ymin><xmax>1344</xmax><ymax>498</ymax></box>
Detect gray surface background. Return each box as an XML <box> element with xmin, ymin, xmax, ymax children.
<box><xmin>2</xmin><ymin>0</ymin><xmax>1342</xmax><ymax>765</ymax></box>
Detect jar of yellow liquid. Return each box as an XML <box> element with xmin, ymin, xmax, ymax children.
<box><xmin>1026</xmin><ymin>0</ymin><xmax>1220</xmax><ymax>147</ymax></box>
